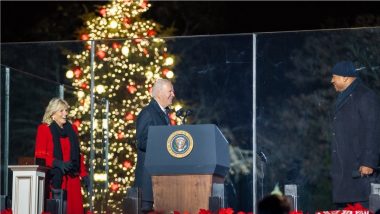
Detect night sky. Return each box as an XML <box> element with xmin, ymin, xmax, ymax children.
<box><xmin>1</xmin><ymin>1</ymin><xmax>380</xmax><ymax>42</ymax></box>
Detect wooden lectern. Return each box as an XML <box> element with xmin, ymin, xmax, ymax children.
<box><xmin>9</xmin><ymin>165</ymin><xmax>49</xmax><ymax>214</ymax></box>
<box><xmin>145</xmin><ymin>124</ymin><xmax>230</xmax><ymax>213</ymax></box>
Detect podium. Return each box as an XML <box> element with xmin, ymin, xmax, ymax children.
<box><xmin>145</xmin><ymin>124</ymin><xmax>230</xmax><ymax>213</ymax></box>
<box><xmin>9</xmin><ymin>165</ymin><xmax>48</xmax><ymax>214</ymax></box>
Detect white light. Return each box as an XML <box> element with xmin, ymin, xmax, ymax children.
<box><xmin>96</xmin><ymin>85</ymin><xmax>105</xmax><ymax>94</ymax></box>
<box><xmin>164</xmin><ymin>57</ymin><xmax>174</xmax><ymax>66</ymax></box>
<box><xmin>174</xmin><ymin>104</ymin><xmax>182</xmax><ymax>111</ymax></box>
<box><xmin>66</xmin><ymin>70</ymin><xmax>74</xmax><ymax>79</ymax></box>
<box><xmin>109</xmin><ymin>20</ymin><xmax>118</xmax><ymax>29</ymax></box>
<box><xmin>122</xmin><ymin>46</ymin><xmax>129</xmax><ymax>56</ymax></box>
<box><xmin>145</xmin><ymin>71</ymin><xmax>153</xmax><ymax>79</ymax></box>
<box><xmin>94</xmin><ymin>173</ymin><xmax>107</xmax><ymax>181</ymax></box>
<box><xmin>166</xmin><ymin>70</ymin><xmax>174</xmax><ymax>79</ymax></box>
<box><xmin>77</xmin><ymin>91</ymin><xmax>85</xmax><ymax>98</ymax></box>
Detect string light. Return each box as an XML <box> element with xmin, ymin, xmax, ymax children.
<box><xmin>66</xmin><ymin>0</ymin><xmax>182</xmax><ymax>212</ymax></box>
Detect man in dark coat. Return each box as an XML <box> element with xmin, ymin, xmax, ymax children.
<box><xmin>330</xmin><ymin>61</ymin><xmax>380</xmax><ymax>208</ymax></box>
<box><xmin>134</xmin><ymin>79</ymin><xmax>175</xmax><ymax>212</ymax></box>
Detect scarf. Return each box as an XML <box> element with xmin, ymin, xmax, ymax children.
<box><xmin>49</xmin><ymin>121</ymin><xmax>80</xmax><ymax>174</ymax></box>
<box><xmin>335</xmin><ymin>78</ymin><xmax>360</xmax><ymax>111</ymax></box>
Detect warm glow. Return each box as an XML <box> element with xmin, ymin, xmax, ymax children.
<box><xmin>96</xmin><ymin>85</ymin><xmax>106</xmax><ymax>94</ymax></box>
<box><xmin>94</xmin><ymin>173</ymin><xmax>107</xmax><ymax>181</ymax></box>
<box><xmin>65</xmin><ymin>0</ymin><xmax>179</xmax><ymax>211</ymax></box>
<box><xmin>164</xmin><ymin>57</ymin><xmax>174</xmax><ymax>65</ymax></box>
<box><xmin>121</xmin><ymin>46</ymin><xmax>129</xmax><ymax>56</ymax></box>
<box><xmin>66</xmin><ymin>70</ymin><xmax>74</xmax><ymax>79</ymax></box>
<box><xmin>109</xmin><ymin>20</ymin><xmax>118</xmax><ymax>29</ymax></box>
<box><xmin>165</xmin><ymin>70</ymin><xmax>174</xmax><ymax>79</ymax></box>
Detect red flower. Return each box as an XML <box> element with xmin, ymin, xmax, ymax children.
<box><xmin>0</xmin><ymin>209</ymin><xmax>12</xmax><ymax>214</ymax></box>
<box><xmin>290</xmin><ymin>211</ymin><xmax>303</xmax><ymax>214</ymax></box>
<box><xmin>343</xmin><ymin>202</ymin><xmax>368</xmax><ymax>211</ymax></box>
<box><xmin>199</xmin><ymin>209</ymin><xmax>212</xmax><ymax>214</ymax></box>
<box><xmin>219</xmin><ymin>208</ymin><xmax>234</xmax><ymax>214</ymax></box>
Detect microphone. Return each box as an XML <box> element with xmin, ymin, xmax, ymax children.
<box><xmin>185</xmin><ymin>109</ymin><xmax>192</xmax><ymax>116</ymax></box>
<box><xmin>258</xmin><ymin>151</ymin><xmax>267</xmax><ymax>163</ymax></box>
<box><xmin>176</xmin><ymin>108</ymin><xmax>185</xmax><ymax>117</ymax></box>
<box><xmin>175</xmin><ymin>108</ymin><xmax>192</xmax><ymax>124</ymax></box>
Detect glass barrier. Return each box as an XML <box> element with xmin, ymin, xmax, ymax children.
<box><xmin>1</xmin><ymin>35</ymin><xmax>255</xmax><ymax>213</ymax></box>
<box><xmin>0</xmin><ymin>65</ymin><xmax>65</xmax><ymax>200</ymax></box>
<box><xmin>256</xmin><ymin>27</ymin><xmax>380</xmax><ymax>212</ymax></box>
<box><xmin>2</xmin><ymin>27</ymin><xmax>378</xmax><ymax>213</ymax></box>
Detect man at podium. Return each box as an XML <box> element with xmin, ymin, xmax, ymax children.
<box><xmin>134</xmin><ymin>79</ymin><xmax>175</xmax><ymax>212</ymax></box>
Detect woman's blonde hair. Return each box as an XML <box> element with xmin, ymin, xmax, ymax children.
<box><xmin>42</xmin><ymin>98</ymin><xmax>70</xmax><ymax>125</ymax></box>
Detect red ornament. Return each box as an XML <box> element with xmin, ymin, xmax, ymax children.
<box><xmin>96</xmin><ymin>50</ymin><xmax>106</xmax><ymax>60</ymax></box>
<box><xmin>148</xmin><ymin>87</ymin><xmax>152</xmax><ymax>94</ymax></box>
<box><xmin>99</xmin><ymin>7</ymin><xmax>107</xmax><ymax>16</ymax></box>
<box><xmin>143</xmin><ymin>48</ymin><xmax>148</xmax><ymax>55</ymax></box>
<box><xmin>81</xmin><ymin>83</ymin><xmax>88</xmax><ymax>89</ymax></box>
<box><xmin>110</xmin><ymin>182</ymin><xmax>119</xmax><ymax>192</ymax></box>
<box><xmin>73</xmin><ymin>66</ymin><xmax>82</xmax><ymax>78</ymax></box>
<box><xmin>81</xmin><ymin>34</ymin><xmax>89</xmax><ymax>41</ymax></box>
<box><xmin>162</xmin><ymin>68</ymin><xmax>170</xmax><ymax>76</ymax></box>
<box><xmin>73</xmin><ymin>119</ymin><xmax>81</xmax><ymax>128</ymax></box>
<box><xmin>147</xmin><ymin>29</ymin><xmax>156</xmax><ymax>37</ymax></box>
<box><xmin>117</xmin><ymin>132</ymin><xmax>124</xmax><ymax>140</ymax></box>
<box><xmin>133</xmin><ymin>38</ymin><xmax>142</xmax><ymax>44</ymax></box>
<box><xmin>112</xmin><ymin>42</ymin><xmax>121</xmax><ymax>49</ymax></box>
<box><xmin>127</xmin><ymin>85</ymin><xmax>137</xmax><ymax>94</ymax></box>
<box><xmin>140</xmin><ymin>0</ymin><xmax>148</xmax><ymax>9</ymax></box>
<box><xmin>123</xmin><ymin>17</ymin><xmax>131</xmax><ymax>27</ymax></box>
<box><xmin>125</xmin><ymin>112</ymin><xmax>135</xmax><ymax>121</ymax></box>
<box><xmin>123</xmin><ymin>160</ymin><xmax>132</xmax><ymax>169</ymax></box>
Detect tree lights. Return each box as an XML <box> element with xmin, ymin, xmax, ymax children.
<box><xmin>65</xmin><ymin>0</ymin><xmax>181</xmax><ymax>212</ymax></box>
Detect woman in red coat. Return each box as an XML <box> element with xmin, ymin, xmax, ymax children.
<box><xmin>35</xmin><ymin>98</ymin><xmax>90</xmax><ymax>214</ymax></box>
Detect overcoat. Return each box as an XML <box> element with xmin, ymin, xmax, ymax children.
<box><xmin>331</xmin><ymin>81</ymin><xmax>380</xmax><ymax>203</ymax></box>
<box><xmin>135</xmin><ymin>99</ymin><xmax>170</xmax><ymax>202</ymax></box>
<box><xmin>35</xmin><ymin>123</ymin><xmax>88</xmax><ymax>214</ymax></box>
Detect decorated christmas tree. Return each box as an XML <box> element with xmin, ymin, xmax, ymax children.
<box><xmin>65</xmin><ymin>0</ymin><xmax>180</xmax><ymax>212</ymax></box>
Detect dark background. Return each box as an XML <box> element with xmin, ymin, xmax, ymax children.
<box><xmin>1</xmin><ymin>1</ymin><xmax>380</xmax><ymax>212</ymax></box>
<box><xmin>1</xmin><ymin>1</ymin><xmax>380</xmax><ymax>42</ymax></box>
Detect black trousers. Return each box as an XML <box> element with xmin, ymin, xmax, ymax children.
<box><xmin>49</xmin><ymin>168</ymin><xmax>63</xmax><ymax>189</ymax></box>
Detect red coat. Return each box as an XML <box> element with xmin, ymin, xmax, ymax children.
<box><xmin>35</xmin><ymin>123</ymin><xmax>88</xmax><ymax>214</ymax></box>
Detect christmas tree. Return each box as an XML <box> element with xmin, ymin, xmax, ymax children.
<box><xmin>65</xmin><ymin>0</ymin><xmax>179</xmax><ymax>212</ymax></box>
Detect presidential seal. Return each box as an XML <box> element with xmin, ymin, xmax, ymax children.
<box><xmin>167</xmin><ymin>130</ymin><xmax>194</xmax><ymax>158</ymax></box>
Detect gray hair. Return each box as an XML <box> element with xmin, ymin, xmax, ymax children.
<box><xmin>42</xmin><ymin>98</ymin><xmax>70</xmax><ymax>125</ymax></box>
<box><xmin>152</xmin><ymin>79</ymin><xmax>171</xmax><ymax>98</ymax></box>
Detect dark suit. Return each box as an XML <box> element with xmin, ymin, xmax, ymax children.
<box><xmin>331</xmin><ymin>80</ymin><xmax>380</xmax><ymax>203</ymax></box>
<box><xmin>134</xmin><ymin>99</ymin><xmax>170</xmax><ymax>206</ymax></box>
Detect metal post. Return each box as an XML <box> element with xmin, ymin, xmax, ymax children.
<box><xmin>89</xmin><ymin>40</ymin><xmax>96</xmax><ymax>213</ymax></box>
<box><xmin>284</xmin><ymin>184</ymin><xmax>298</xmax><ymax>211</ymax></box>
<box><xmin>59</xmin><ymin>84</ymin><xmax>64</xmax><ymax>99</ymax></box>
<box><xmin>4</xmin><ymin>67</ymin><xmax>10</xmax><ymax>196</ymax></box>
<box><xmin>103</xmin><ymin>99</ymin><xmax>110</xmax><ymax>190</ymax></box>
<box><xmin>103</xmin><ymin>98</ymin><xmax>110</xmax><ymax>212</ymax></box>
<box><xmin>252</xmin><ymin>34</ymin><xmax>257</xmax><ymax>213</ymax></box>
